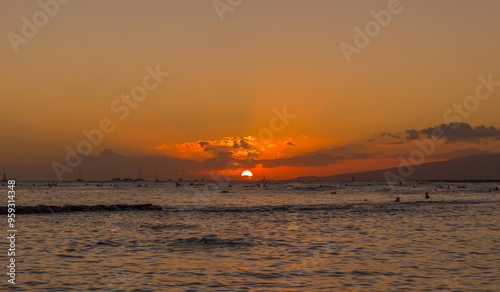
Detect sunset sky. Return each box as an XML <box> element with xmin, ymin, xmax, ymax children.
<box><xmin>1</xmin><ymin>0</ymin><xmax>500</xmax><ymax>180</ymax></box>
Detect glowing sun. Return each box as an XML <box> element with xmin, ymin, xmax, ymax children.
<box><xmin>241</xmin><ymin>170</ymin><xmax>253</xmax><ymax>178</ymax></box>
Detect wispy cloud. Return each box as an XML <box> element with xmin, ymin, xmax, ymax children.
<box><xmin>405</xmin><ymin>123</ymin><xmax>500</xmax><ymax>144</ymax></box>
<box><xmin>367</xmin><ymin>132</ymin><xmax>403</xmax><ymax>142</ymax></box>
<box><xmin>369</xmin><ymin>123</ymin><xmax>500</xmax><ymax>145</ymax></box>
<box><xmin>367</xmin><ymin>141</ymin><xmax>409</xmax><ymax>147</ymax></box>
<box><xmin>254</xmin><ymin>150</ymin><xmax>379</xmax><ymax>169</ymax></box>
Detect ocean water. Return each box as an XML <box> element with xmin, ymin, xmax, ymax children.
<box><xmin>2</xmin><ymin>181</ymin><xmax>499</xmax><ymax>291</ymax></box>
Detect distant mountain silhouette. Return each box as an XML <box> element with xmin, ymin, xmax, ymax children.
<box><xmin>73</xmin><ymin>149</ymin><xmax>199</xmax><ymax>181</ymax></box>
<box><xmin>2</xmin><ymin>149</ymin><xmax>201</xmax><ymax>181</ymax></box>
<box><xmin>293</xmin><ymin>154</ymin><xmax>500</xmax><ymax>181</ymax></box>
<box><xmin>3</xmin><ymin>151</ymin><xmax>500</xmax><ymax>181</ymax></box>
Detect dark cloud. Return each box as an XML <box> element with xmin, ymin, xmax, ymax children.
<box><xmin>254</xmin><ymin>151</ymin><xmax>380</xmax><ymax>169</ymax></box>
<box><xmin>405</xmin><ymin>123</ymin><xmax>500</xmax><ymax>144</ymax></box>
<box><xmin>194</xmin><ymin>146</ymin><xmax>382</xmax><ymax>170</ymax></box>
<box><xmin>405</xmin><ymin>129</ymin><xmax>420</xmax><ymax>140</ymax></box>
<box><xmin>232</xmin><ymin>140</ymin><xmax>250</xmax><ymax>148</ymax></box>
<box><xmin>259</xmin><ymin>153</ymin><xmax>338</xmax><ymax>168</ymax></box>
<box><xmin>198</xmin><ymin>152</ymin><xmax>337</xmax><ymax>170</ymax></box>
<box><xmin>367</xmin><ymin>132</ymin><xmax>402</xmax><ymax>142</ymax></box>
<box><xmin>199</xmin><ymin>152</ymin><xmax>236</xmax><ymax>170</ymax></box>
<box><xmin>239</xmin><ymin>140</ymin><xmax>250</xmax><ymax>148</ymax></box>
<box><xmin>368</xmin><ymin>141</ymin><xmax>408</xmax><ymax>147</ymax></box>
<box><xmin>370</xmin><ymin>123</ymin><xmax>500</xmax><ymax>145</ymax></box>
<box><xmin>341</xmin><ymin>153</ymin><xmax>379</xmax><ymax>160</ymax></box>
<box><xmin>332</xmin><ymin>144</ymin><xmax>355</xmax><ymax>151</ymax></box>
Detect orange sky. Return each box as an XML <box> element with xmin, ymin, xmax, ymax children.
<box><xmin>1</xmin><ymin>0</ymin><xmax>500</xmax><ymax>180</ymax></box>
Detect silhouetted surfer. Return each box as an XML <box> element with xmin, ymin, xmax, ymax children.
<box><xmin>395</xmin><ymin>197</ymin><xmax>400</xmax><ymax>202</ymax></box>
<box><xmin>425</xmin><ymin>192</ymin><xmax>430</xmax><ymax>199</ymax></box>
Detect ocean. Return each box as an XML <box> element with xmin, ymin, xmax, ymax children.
<box><xmin>2</xmin><ymin>181</ymin><xmax>499</xmax><ymax>291</ymax></box>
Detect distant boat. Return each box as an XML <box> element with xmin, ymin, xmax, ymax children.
<box><xmin>76</xmin><ymin>170</ymin><xmax>84</xmax><ymax>182</ymax></box>
<box><xmin>135</xmin><ymin>164</ymin><xmax>145</xmax><ymax>181</ymax></box>
<box><xmin>2</xmin><ymin>172</ymin><xmax>6</xmax><ymax>182</ymax></box>
<box><xmin>261</xmin><ymin>174</ymin><xmax>267</xmax><ymax>182</ymax></box>
<box><xmin>154</xmin><ymin>170</ymin><xmax>159</xmax><ymax>182</ymax></box>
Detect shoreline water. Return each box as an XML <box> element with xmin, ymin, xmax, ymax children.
<box><xmin>4</xmin><ymin>199</ymin><xmax>499</xmax><ymax>214</ymax></box>
<box><xmin>1</xmin><ymin>182</ymin><xmax>499</xmax><ymax>291</ymax></box>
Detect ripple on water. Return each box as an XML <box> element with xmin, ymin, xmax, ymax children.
<box><xmin>169</xmin><ymin>234</ymin><xmax>254</xmax><ymax>249</ymax></box>
<box><xmin>95</xmin><ymin>240</ymin><xmax>122</xmax><ymax>247</ymax></box>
